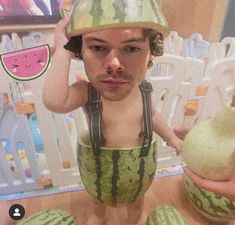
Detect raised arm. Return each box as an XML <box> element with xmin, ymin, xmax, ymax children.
<box><xmin>42</xmin><ymin>18</ymin><xmax>87</xmax><ymax>113</ymax></box>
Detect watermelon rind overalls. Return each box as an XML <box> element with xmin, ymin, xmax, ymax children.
<box><xmin>77</xmin><ymin>80</ymin><xmax>157</xmax><ymax>206</ymax></box>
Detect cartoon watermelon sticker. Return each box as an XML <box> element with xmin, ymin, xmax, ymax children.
<box><xmin>0</xmin><ymin>44</ymin><xmax>50</xmax><ymax>81</ymax></box>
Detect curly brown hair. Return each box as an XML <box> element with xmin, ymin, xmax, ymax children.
<box><xmin>64</xmin><ymin>29</ymin><xmax>164</xmax><ymax>59</ymax></box>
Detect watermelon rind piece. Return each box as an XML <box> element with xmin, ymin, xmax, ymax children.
<box><xmin>18</xmin><ymin>209</ymin><xmax>77</xmax><ymax>225</ymax></box>
<box><xmin>146</xmin><ymin>205</ymin><xmax>188</xmax><ymax>225</ymax></box>
<box><xmin>183</xmin><ymin>174</ymin><xmax>235</xmax><ymax>222</ymax></box>
<box><xmin>77</xmin><ymin>131</ymin><xmax>157</xmax><ymax>206</ymax></box>
<box><xmin>67</xmin><ymin>0</ymin><xmax>170</xmax><ymax>37</ymax></box>
<box><xmin>0</xmin><ymin>44</ymin><xmax>50</xmax><ymax>81</ymax></box>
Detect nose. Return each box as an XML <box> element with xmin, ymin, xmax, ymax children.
<box><xmin>104</xmin><ymin>51</ymin><xmax>124</xmax><ymax>75</ymax></box>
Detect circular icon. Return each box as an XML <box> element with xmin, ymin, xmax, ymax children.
<box><xmin>9</xmin><ymin>204</ymin><xmax>25</xmax><ymax>220</ymax></box>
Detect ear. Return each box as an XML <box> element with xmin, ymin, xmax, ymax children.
<box><xmin>149</xmin><ymin>54</ymin><xmax>155</xmax><ymax>62</ymax></box>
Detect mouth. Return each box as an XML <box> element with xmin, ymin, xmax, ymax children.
<box><xmin>101</xmin><ymin>78</ymin><xmax>129</xmax><ymax>87</ymax></box>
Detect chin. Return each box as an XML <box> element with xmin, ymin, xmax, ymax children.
<box><xmin>101</xmin><ymin>89</ymin><xmax>132</xmax><ymax>101</ymax></box>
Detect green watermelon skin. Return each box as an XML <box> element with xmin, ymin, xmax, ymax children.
<box><xmin>18</xmin><ymin>209</ymin><xmax>76</xmax><ymax>225</ymax></box>
<box><xmin>146</xmin><ymin>205</ymin><xmax>187</xmax><ymax>225</ymax></box>
<box><xmin>183</xmin><ymin>174</ymin><xmax>235</xmax><ymax>222</ymax></box>
<box><xmin>77</xmin><ymin>132</ymin><xmax>157</xmax><ymax>206</ymax></box>
<box><xmin>67</xmin><ymin>0</ymin><xmax>169</xmax><ymax>37</ymax></box>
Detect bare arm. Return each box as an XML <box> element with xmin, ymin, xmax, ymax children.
<box><xmin>173</xmin><ymin>124</ymin><xmax>194</xmax><ymax>140</ymax></box>
<box><xmin>152</xmin><ymin>107</ymin><xmax>182</xmax><ymax>154</ymax></box>
<box><xmin>42</xmin><ymin>18</ymin><xmax>87</xmax><ymax>113</ymax></box>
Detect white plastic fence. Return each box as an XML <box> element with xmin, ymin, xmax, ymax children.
<box><xmin>0</xmin><ymin>32</ymin><xmax>235</xmax><ymax>195</ymax></box>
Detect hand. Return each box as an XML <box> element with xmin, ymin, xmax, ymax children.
<box><xmin>167</xmin><ymin>136</ymin><xmax>183</xmax><ymax>155</ymax></box>
<box><xmin>54</xmin><ymin>17</ymin><xmax>70</xmax><ymax>49</ymax></box>
<box><xmin>173</xmin><ymin>125</ymin><xmax>194</xmax><ymax>140</ymax></box>
<box><xmin>183</xmin><ymin>166</ymin><xmax>235</xmax><ymax>201</ymax></box>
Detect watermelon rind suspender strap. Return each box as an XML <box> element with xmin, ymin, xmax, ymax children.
<box><xmin>139</xmin><ymin>80</ymin><xmax>153</xmax><ymax>157</ymax></box>
<box><xmin>85</xmin><ymin>83</ymin><xmax>105</xmax><ymax>155</ymax></box>
<box><xmin>133</xmin><ymin>80</ymin><xmax>153</xmax><ymax>201</ymax></box>
<box><xmin>85</xmin><ymin>80</ymin><xmax>153</xmax><ymax>158</ymax></box>
<box><xmin>85</xmin><ymin>83</ymin><xmax>105</xmax><ymax>202</ymax></box>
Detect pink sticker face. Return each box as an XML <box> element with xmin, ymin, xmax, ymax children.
<box><xmin>1</xmin><ymin>45</ymin><xmax>50</xmax><ymax>81</ymax></box>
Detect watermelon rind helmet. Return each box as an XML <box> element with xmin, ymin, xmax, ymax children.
<box><xmin>66</xmin><ymin>0</ymin><xmax>170</xmax><ymax>38</ymax></box>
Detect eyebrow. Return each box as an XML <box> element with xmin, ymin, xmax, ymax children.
<box><xmin>84</xmin><ymin>37</ymin><xmax>106</xmax><ymax>43</ymax></box>
<box><xmin>122</xmin><ymin>38</ymin><xmax>145</xmax><ymax>43</ymax></box>
<box><xmin>84</xmin><ymin>37</ymin><xmax>145</xmax><ymax>44</ymax></box>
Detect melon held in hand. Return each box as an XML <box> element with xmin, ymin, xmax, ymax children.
<box><xmin>183</xmin><ymin>99</ymin><xmax>235</xmax><ymax>180</ymax></box>
<box><xmin>183</xmin><ymin>97</ymin><xmax>235</xmax><ymax>222</ymax></box>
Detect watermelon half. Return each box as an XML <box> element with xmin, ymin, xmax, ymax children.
<box><xmin>77</xmin><ymin>131</ymin><xmax>157</xmax><ymax>206</ymax></box>
<box><xmin>18</xmin><ymin>209</ymin><xmax>76</xmax><ymax>225</ymax></box>
<box><xmin>183</xmin><ymin>174</ymin><xmax>235</xmax><ymax>222</ymax></box>
<box><xmin>0</xmin><ymin>44</ymin><xmax>50</xmax><ymax>81</ymax></box>
<box><xmin>67</xmin><ymin>0</ymin><xmax>170</xmax><ymax>37</ymax></box>
<box><xmin>146</xmin><ymin>205</ymin><xmax>188</xmax><ymax>225</ymax></box>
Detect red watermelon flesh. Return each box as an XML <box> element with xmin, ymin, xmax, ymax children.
<box><xmin>0</xmin><ymin>45</ymin><xmax>50</xmax><ymax>81</ymax></box>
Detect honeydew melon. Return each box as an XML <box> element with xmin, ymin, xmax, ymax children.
<box><xmin>183</xmin><ymin>104</ymin><xmax>235</xmax><ymax>181</ymax></box>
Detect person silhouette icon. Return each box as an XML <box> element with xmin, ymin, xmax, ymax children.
<box><xmin>9</xmin><ymin>204</ymin><xmax>25</xmax><ymax>220</ymax></box>
<box><xmin>13</xmin><ymin>208</ymin><xmax>21</xmax><ymax>217</ymax></box>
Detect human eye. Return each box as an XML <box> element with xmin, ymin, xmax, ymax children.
<box><xmin>90</xmin><ymin>45</ymin><xmax>107</xmax><ymax>52</ymax></box>
<box><xmin>124</xmin><ymin>46</ymin><xmax>141</xmax><ymax>53</ymax></box>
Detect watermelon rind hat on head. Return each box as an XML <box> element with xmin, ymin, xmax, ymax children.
<box><xmin>66</xmin><ymin>0</ymin><xmax>170</xmax><ymax>38</ymax></box>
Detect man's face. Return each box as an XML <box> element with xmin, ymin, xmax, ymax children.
<box><xmin>81</xmin><ymin>28</ymin><xmax>154</xmax><ymax>101</ymax></box>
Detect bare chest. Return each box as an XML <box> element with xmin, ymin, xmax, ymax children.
<box><xmin>101</xmin><ymin>98</ymin><xmax>144</xmax><ymax>148</ymax></box>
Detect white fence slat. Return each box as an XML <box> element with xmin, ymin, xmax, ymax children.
<box><xmin>26</xmin><ymin>75</ymin><xmax>80</xmax><ymax>186</ymax></box>
<box><xmin>221</xmin><ymin>37</ymin><xmax>235</xmax><ymax>58</ymax></box>
<box><xmin>199</xmin><ymin>57</ymin><xmax>235</xmax><ymax>121</ymax></box>
<box><xmin>0</xmin><ymin>104</ymin><xmax>42</xmax><ymax>194</ymax></box>
<box><xmin>164</xmin><ymin>31</ymin><xmax>183</xmax><ymax>56</ymax></box>
<box><xmin>183</xmin><ymin>33</ymin><xmax>209</xmax><ymax>60</ymax></box>
<box><xmin>53</xmin><ymin>113</ymin><xmax>77</xmax><ymax>167</ymax></box>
